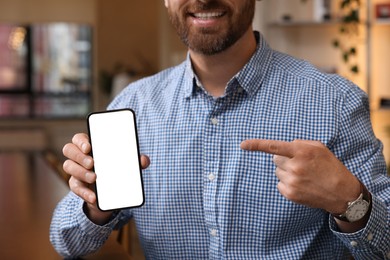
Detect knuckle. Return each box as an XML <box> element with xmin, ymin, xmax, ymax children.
<box><xmin>72</xmin><ymin>133</ymin><xmax>82</xmax><ymax>144</ymax></box>
<box><xmin>289</xmin><ymin>164</ymin><xmax>301</xmax><ymax>175</ymax></box>
<box><xmin>62</xmin><ymin>143</ymin><xmax>73</xmax><ymax>157</ymax></box>
<box><xmin>273</xmin><ymin>155</ymin><xmax>283</xmax><ymax>165</ymax></box>
<box><xmin>75</xmin><ymin>153</ymin><xmax>85</xmax><ymax>165</ymax></box>
<box><xmin>65</xmin><ymin>162</ymin><xmax>84</xmax><ymax>182</ymax></box>
<box><xmin>267</xmin><ymin>142</ymin><xmax>279</xmax><ymax>154</ymax></box>
<box><xmin>68</xmin><ymin>177</ymin><xmax>85</xmax><ymax>199</ymax></box>
<box><xmin>289</xmin><ymin>161</ymin><xmax>306</xmax><ymax>176</ymax></box>
<box><xmin>72</xmin><ymin>133</ymin><xmax>88</xmax><ymax>145</ymax></box>
<box><xmin>284</xmin><ymin>187</ymin><xmax>299</xmax><ymax>202</ymax></box>
<box><xmin>68</xmin><ymin>176</ymin><xmax>76</xmax><ymax>189</ymax></box>
<box><xmin>63</xmin><ymin>160</ymin><xmax>71</xmax><ymax>173</ymax></box>
<box><xmin>274</xmin><ymin>168</ymin><xmax>282</xmax><ymax>179</ymax></box>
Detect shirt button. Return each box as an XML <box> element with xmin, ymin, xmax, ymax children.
<box><xmin>208</xmin><ymin>173</ymin><xmax>216</xmax><ymax>181</ymax></box>
<box><xmin>350</xmin><ymin>241</ymin><xmax>358</xmax><ymax>247</ymax></box>
<box><xmin>210</xmin><ymin>229</ymin><xmax>218</xmax><ymax>237</ymax></box>
<box><xmin>211</xmin><ymin>117</ymin><xmax>219</xmax><ymax>125</ymax></box>
<box><xmin>367</xmin><ymin>232</ymin><xmax>373</xmax><ymax>241</ymax></box>
<box><xmin>237</xmin><ymin>87</ymin><xmax>244</xmax><ymax>94</ymax></box>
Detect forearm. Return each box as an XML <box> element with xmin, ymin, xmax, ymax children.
<box><xmin>49</xmin><ymin>192</ymin><xmax>116</xmax><ymax>258</ymax></box>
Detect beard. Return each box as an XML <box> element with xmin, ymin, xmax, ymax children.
<box><xmin>168</xmin><ymin>0</ymin><xmax>255</xmax><ymax>56</ymax></box>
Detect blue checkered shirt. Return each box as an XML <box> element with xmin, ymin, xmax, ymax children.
<box><xmin>50</xmin><ymin>32</ymin><xmax>390</xmax><ymax>259</ymax></box>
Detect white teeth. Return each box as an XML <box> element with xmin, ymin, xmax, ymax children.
<box><xmin>193</xmin><ymin>12</ymin><xmax>223</xmax><ymax>19</ymax></box>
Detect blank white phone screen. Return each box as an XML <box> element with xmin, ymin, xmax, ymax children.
<box><xmin>88</xmin><ymin>109</ymin><xmax>144</xmax><ymax>211</ymax></box>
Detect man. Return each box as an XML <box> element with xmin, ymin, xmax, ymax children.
<box><xmin>50</xmin><ymin>0</ymin><xmax>390</xmax><ymax>259</ymax></box>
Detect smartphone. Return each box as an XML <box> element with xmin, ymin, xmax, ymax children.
<box><xmin>87</xmin><ymin>109</ymin><xmax>144</xmax><ymax>211</ymax></box>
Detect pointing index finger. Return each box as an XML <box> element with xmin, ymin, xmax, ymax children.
<box><xmin>240</xmin><ymin>139</ymin><xmax>295</xmax><ymax>158</ymax></box>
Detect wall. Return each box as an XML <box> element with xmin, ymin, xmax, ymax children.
<box><xmin>96</xmin><ymin>0</ymin><xmax>159</xmax><ymax>74</ymax></box>
<box><xmin>96</xmin><ymin>0</ymin><xmax>160</xmax><ymax>108</ymax></box>
<box><xmin>370</xmin><ymin>0</ymin><xmax>390</xmax><ymax>164</ymax></box>
<box><xmin>0</xmin><ymin>0</ymin><xmax>96</xmax><ymax>23</ymax></box>
<box><xmin>370</xmin><ymin>0</ymin><xmax>390</xmax><ymax>108</ymax></box>
<box><xmin>158</xmin><ymin>3</ymin><xmax>187</xmax><ymax>70</ymax></box>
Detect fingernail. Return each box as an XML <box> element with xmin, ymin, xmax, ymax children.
<box><xmin>81</xmin><ymin>143</ymin><xmax>88</xmax><ymax>152</ymax></box>
<box><xmin>85</xmin><ymin>172</ymin><xmax>95</xmax><ymax>183</ymax></box>
<box><xmin>83</xmin><ymin>157</ymin><xmax>92</xmax><ymax>168</ymax></box>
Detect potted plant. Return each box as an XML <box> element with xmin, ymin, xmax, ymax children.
<box><xmin>299</xmin><ymin>0</ymin><xmax>362</xmax><ymax>75</ymax></box>
<box><xmin>332</xmin><ymin>0</ymin><xmax>362</xmax><ymax>75</ymax></box>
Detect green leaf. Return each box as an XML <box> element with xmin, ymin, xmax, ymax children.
<box><xmin>343</xmin><ymin>52</ymin><xmax>349</xmax><ymax>62</ymax></box>
<box><xmin>350</xmin><ymin>10</ymin><xmax>360</xmax><ymax>22</ymax></box>
<box><xmin>341</xmin><ymin>0</ymin><xmax>350</xmax><ymax>9</ymax></box>
<box><xmin>351</xmin><ymin>65</ymin><xmax>359</xmax><ymax>73</ymax></box>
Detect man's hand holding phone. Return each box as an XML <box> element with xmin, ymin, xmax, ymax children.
<box><xmin>63</xmin><ymin>133</ymin><xmax>112</xmax><ymax>225</ymax></box>
<box><xmin>62</xmin><ymin>129</ymin><xmax>150</xmax><ymax>225</ymax></box>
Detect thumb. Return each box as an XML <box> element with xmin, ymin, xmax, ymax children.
<box><xmin>140</xmin><ymin>155</ymin><xmax>151</xmax><ymax>169</ymax></box>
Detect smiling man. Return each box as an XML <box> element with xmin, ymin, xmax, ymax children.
<box><xmin>167</xmin><ymin>0</ymin><xmax>254</xmax><ymax>55</ymax></box>
<box><xmin>50</xmin><ymin>0</ymin><xmax>390</xmax><ymax>259</ymax></box>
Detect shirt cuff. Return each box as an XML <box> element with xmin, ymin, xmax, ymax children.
<box><xmin>330</xmin><ymin>195</ymin><xmax>389</xmax><ymax>257</ymax></box>
<box><xmin>75</xmin><ymin>198</ymin><xmax>121</xmax><ymax>241</ymax></box>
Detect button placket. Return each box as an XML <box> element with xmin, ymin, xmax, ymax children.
<box><xmin>203</xmin><ymin>103</ymin><xmax>224</xmax><ymax>259</ymax></box>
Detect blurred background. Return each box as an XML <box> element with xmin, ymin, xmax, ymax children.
<box><xmin>0</xmin><ymin>0</ymin><xmax>389</xmax><ymax>259</ymax></box>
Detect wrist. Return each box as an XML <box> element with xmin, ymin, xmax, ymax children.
<box><xmin>330</xmin><ymin>181</ymin><xmax>372</xmax><ymax>233</ymax></box>
<box><xmin>331</xmin><ymin>181</ymin><xmax>371</xmax><ymax>223</ymax></box>
<box><xmin>333</xmin><ymin>177</ymin><xmax>361</xmax><ymax>214</ymax></box>
<box><xmin>83</xmin><ymin>202</ymin><xmax>114</xmax><ymax>225</ymax></box>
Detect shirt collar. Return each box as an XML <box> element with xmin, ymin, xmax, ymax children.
<box><xmin>183</xmin><ymin>31</ymin><xmax>273</xmax><ymax>98</ymax></box>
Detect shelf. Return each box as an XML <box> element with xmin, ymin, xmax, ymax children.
<box><xmin>0</xmin><ymin>93</ymin><xmax>91</xmax><ymax>119</ymax></box>
<box><xmin>269</xmin><ymin>20</ymin><xmax>340</xmax><ymax>27</ymax></box>
<box><xmin>374</xmin><ymin>19</ymin><xmax>390</xmax><ymax>25</ymax></box>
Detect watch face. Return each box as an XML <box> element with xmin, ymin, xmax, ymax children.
<box><xmin>346</xmin><ymin>200</ymin><xmax>370</xmax><ymax>222</ymax></box>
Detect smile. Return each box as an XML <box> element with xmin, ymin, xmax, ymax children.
<box><xmin>192</xmin><ymin>12</ymin><xmax>224</xmax><ymax>19</ymax></box>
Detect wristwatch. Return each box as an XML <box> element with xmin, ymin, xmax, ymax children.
<box><xmin>332</xmin><ymin>181</ymin><xmax>371</xmax><ymax>223</ymax></box>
